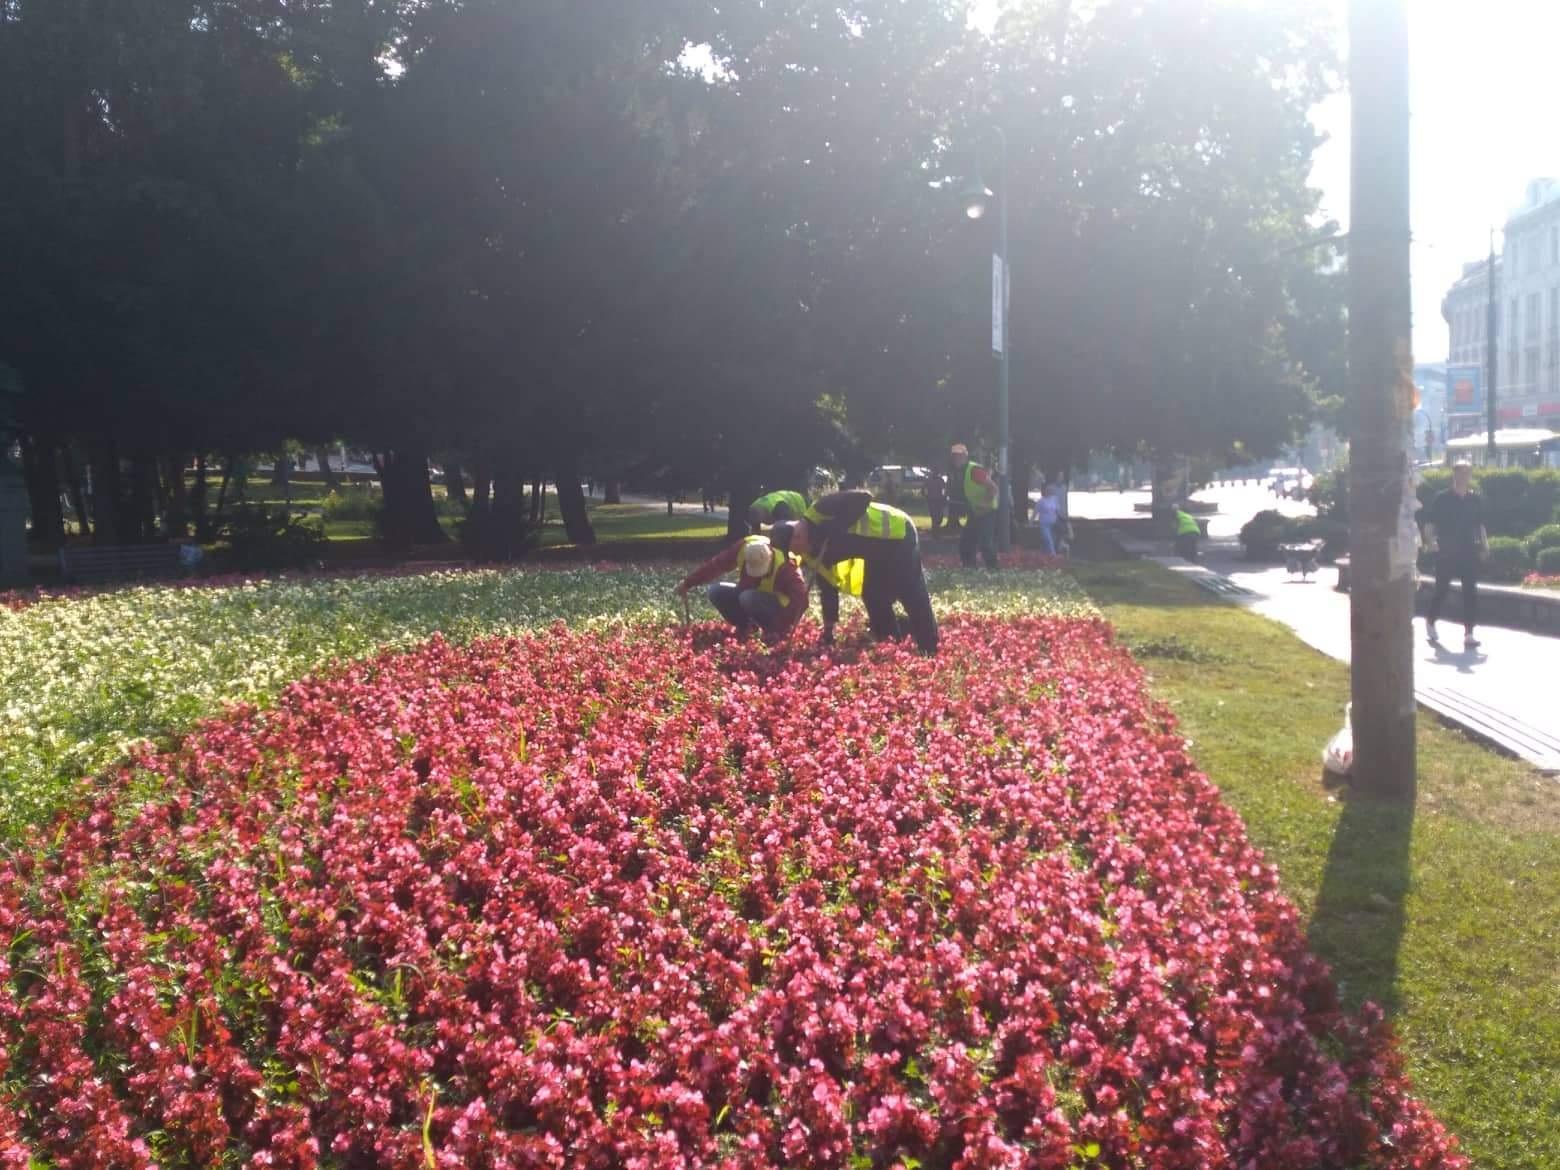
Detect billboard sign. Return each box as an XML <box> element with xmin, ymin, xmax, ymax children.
<box><xmin>1446</xmin><ymin>364</ymin><xmax>1483</xmax><ymax>414</ymax></box>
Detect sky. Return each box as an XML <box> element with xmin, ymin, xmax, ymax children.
<box><xmin>974</xmin><ymin>0</ymin><xmax>1560</xmax><ymax>362</ymax></box>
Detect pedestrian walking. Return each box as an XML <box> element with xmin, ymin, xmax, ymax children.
<box><xmin>1423</xmin><ymin>460</ymin><xmax>1489</xmax><ymax>650</ymax></box>
<box><xmin>926</xmin><ymin>472</ymin><xmax>947</xmax><ymax>532</ymax></box>
<box><xmin>950</xmin><ymin>443</ymin><xmax>999</xmax><ymax>569</ymax></box>
<box><xmin>772</xmin><ymin>491</ymin><xmax>938</xmax><ymax>654</ymax></box>
<box><xmin>675</xmin><ymin>534</ymin><xmax>808</xmax><ymax>641</ymax></box>
<box><xmin>1034</xmin><ymin>483</ymin><xmax>1062</xmax><ymax>555</ymax></box>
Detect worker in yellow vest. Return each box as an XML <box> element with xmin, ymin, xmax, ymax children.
<box><xmin>1174</xmin><ymin>505</ymin><xmax>1201</xmax><ymax>562</ymax></box>
<box><xmin>950</xmin><ymin>443</ymin><xmax>999</xmax><ymax>570</ymax></box>
<box><xmin>676</xmin><ymin>534</ymin><xmax>808</xmax><ymax>639</ymax></box>
<box><xmin>772</xmin><ymin>491</ymin><xmax>938</xmax><ymax>654</ymax></box>
<box><xmin>747</xmin><ymin>489</ymin><xmax>809</xmax><ymax>532</ymax></box>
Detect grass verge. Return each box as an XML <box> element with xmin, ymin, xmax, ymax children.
<box><xmin>1073</xmin><ymin>559</ymin><xmax>1559</xmax><ymax>1170</ymax></box>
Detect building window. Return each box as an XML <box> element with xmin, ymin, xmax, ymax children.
<box><xmin>1550</xmin><ymin>287</ymin><xmax>1559</xmax><ymax>393</ymax></box>
<box><xmin>1529</xmin><ymin>292</ymin><xmax>1541</xmax><ymax>340</ymax></box>
<box><xmin>1552</xmin><ymin>225</ymin><xmax>1558</xmax><ymax>265</ymax></box>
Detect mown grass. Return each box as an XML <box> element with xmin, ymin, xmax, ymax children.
<box><xmin>1073</xmin><ymin>559</ymin><xmax>1559</xmax><ymax>1170</ymax></box>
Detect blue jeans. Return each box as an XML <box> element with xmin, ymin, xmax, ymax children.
<box><xmin>706</xmin><ymin>582</ymin><xmax>783</xmax><ymax>633</ymax></box>
<box><xmin>1038</xmin><ymin>521</ymin><xmax>1056</xmax><ymax>555</ymax></box>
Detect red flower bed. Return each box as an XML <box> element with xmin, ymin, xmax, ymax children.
<box><xmin>0</xmin><ymin>619</ymin><xmax>1462</xmax><ymax>1168</ymax></box>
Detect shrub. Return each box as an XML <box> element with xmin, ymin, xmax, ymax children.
<box><xmin>320</xmin><ymin>485</ymin><xmax>381</xmax><ymax>522</ymax></box>
<box><xmin>1308</xmin><ymin>466</ymin><xmax>1349</xmax><ymax>520</ymax></box>
<box><xmin>1484</xmin><ymin>536</ymin><xmax>1531</xmax><ymax>583</ymax></box>
<box><xmin>1537</xmin><ymin>546</ymin><xmax>1560</xmax><ymax>575</ymax></box>
<box><xmin>1238</xmin><ymin>510</ymin><xmax>1344</xmax><ymax>561</ymax></box>
<box><xmin>219</xmin><ymin>504</ymin><xmax>327</xmax><ymax>571</ymax></box>
<box><xmin>1524</xmin><ymin>523</ymin><xmax>1560</xmax><ymax>560</ymax></box>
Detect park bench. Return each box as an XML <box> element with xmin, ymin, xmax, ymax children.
<box><xmin>58</xmin><ymin>542</ymin><xmax>196</xmax><ymax>584</ymax></box>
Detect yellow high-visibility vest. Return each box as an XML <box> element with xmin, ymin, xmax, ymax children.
<box><xmin>807</xmin><ymin>555</ymin><xmax>867</xmax><ymax>597</ymax></box>
<box><xmin>737</xmin><ymin>535</ymin><xmax>794</xmax><ymax>606</ymax></box>
<box><xmin>963</xmin><ymin>462</ymin><xmax>997</xmax><ymax>515</ymax></box>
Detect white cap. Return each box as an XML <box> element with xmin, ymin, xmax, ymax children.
<box><xmin>742</xmin><ymin>538</ymin><xmax>775</xmax><ymax>577</ymax></box>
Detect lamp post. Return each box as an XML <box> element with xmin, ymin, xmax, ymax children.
<box><xmin>962</xmin><ymin>127</ymin><xmax>1013</xmax><ymax>551</ymax></box>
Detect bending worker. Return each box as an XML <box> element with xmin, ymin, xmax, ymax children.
<box><xmin>950</xmin><ymin>443</ymin><xmax>999</xmax><ymax>570</ymax></box>
<box><xmin>748</xmin><ymin>488</ymin><xmax>809</xmax><ymax>531</ymax></box>
<box><xmin>675</xmin><ymin>534</ymin><xmax>808</xmax><ymax>640</ymax></box>
<box><xmin>772</xmin><ymin>491</ymin><xmax>938</xmax><ymax>654</ymax></box>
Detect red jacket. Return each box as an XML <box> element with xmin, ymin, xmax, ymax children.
<box><xmin>678</xmin><ymin>544</ymin><xmax>810</xmax><ymax>634</ymax></box>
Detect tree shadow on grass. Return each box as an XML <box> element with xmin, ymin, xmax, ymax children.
<box><xmin>1306</xmin><ymin>775</ymin><xmax>1416</xmax><ymax>1016</ymax></box>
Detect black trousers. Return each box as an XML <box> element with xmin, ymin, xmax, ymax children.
<box><xmin>959</xmin><ymin>510</ymin><xmax>999</xmax><ymax>569</ymax></box>
<box><xmin>821</xmin><ymin>531</ymin><xmax>939</xmax><ymax>654</ymax></box>
<box><xmin>1428</xmin><ymin>554</ymin><xmax>1478</xmax><ymax>630</ymax></box>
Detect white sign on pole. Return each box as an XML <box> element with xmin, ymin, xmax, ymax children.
<box><xmin>992</xmin><ymin>254</ymin><xmax>1004</xmax><ymax>354</ymax></box>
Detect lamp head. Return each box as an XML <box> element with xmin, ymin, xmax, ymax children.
<box><xmin>962</xmin><ymin>178</ymin><xmax>993</xmax><ymax>220</ymax></box>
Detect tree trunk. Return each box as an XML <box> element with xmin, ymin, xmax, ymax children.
<box><xmin>487</xmin><ymin>464</ymin><xmax>528</xmax><ymax>561</ymax></box>
<box><xmin>130</xmin><ymin>455</ymin><xmax>160</xmax><ymax>541</ymax></box>
<box><xmin>316</xmin><ymin>446</ymin><xmax>339</xmax><ymax>490</ymax></box>
<box><xmin>604</xmin><ymin>480</ymin><xmax>622</xmax><ymax>505</ymax></box>
<box><xmin>191</xmin><ymin>456</ymin><xmax>211</xmax><ymax>541</ymax></box>
<box><xmin>553</xmin><ymin>456</ymin><xmax>595</xmax><ymax>545</ymax></box>
<box><xmin>19</xmin><ymin>434</ymin><xmax>65</xmax><ymax>549</ymax></box>
<box><xmin>378</xmin><ymin>445</ymin><xmax>449</xmax><ymax>549</ymax></box>
<box><xmin>88</xmin><ymin>438</ymin><xmax>125</xmax><ymax>545</ymax></box>
<box><xmin>470</xmin><ymin>463</ymin><xmax>492</xmax><ymax>519</ymax></box>
<box><xmin>211</xmin><ymin>454</ymin><xmax>235</xmax><ymax>539</ymax></box>
<box><xmin>443</xmin><ymin>460</ymin><xmax>467</xmax><ymax>508</ymax></box>
<box><xmin>61</xmin><ymin>445</ymin><xmax>91</xmax><ymax>539</ymax></box>
<box><xmin>726</xmin><ymin>472</ymin><xmax>761</xmax><ymax>541</ymax></box>
<box><xmin>530</xmin><ymin>478</ymin><xmax>545</xmax><ymax>524</ymax></box>
<box><xmin>164</xmin><ymin>455</ymin><xmax>190</xmax><ymax>537</ymax></box>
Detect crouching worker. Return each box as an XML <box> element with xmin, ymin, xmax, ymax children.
<box><xmin>772</xmin><ymin>491</ymin><xmax>938</xmax><ymax>655</ymax></box>
<box><xmin>675</xmin><ymin>535</ymin><xmax>808</xmax><ymax>640</ymax></box>
<box><xmin>747</xmin><ymin>489</ymin><xmax>809</xmax><ymax>532</ymax></box>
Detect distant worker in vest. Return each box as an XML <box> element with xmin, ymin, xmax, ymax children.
<box><xmin>950</xmin><ymin>443</ymin><xmax>999</xmax><ymax>570</ymax></box>
<box><xmin>675</xmin><ymin>534</ymin><xmax>808</xmax><ymax>641</ymax></box>
<box><xmin>747</xmin><ymin>488</ymin><xmax>809</xmax><ymax>532</ymax></box>
<box><xmin>1174</xmin><ymin>504</ymin><xmax>1201</xmax><ymax>562</ymax></box>
<box><xmin>771</xmin><ymin>492</ymin><xmax>938</xmax><ymax>654</ymax></box>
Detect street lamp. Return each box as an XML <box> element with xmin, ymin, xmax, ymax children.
<box><xmin>961</xmin><ymin>128</ymin><xmax>1012</xmax><ymax>551</ymax></box>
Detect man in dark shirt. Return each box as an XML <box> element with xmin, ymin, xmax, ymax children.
<box><xmin>1423</xmin><ymin>461</ymin><xmax>1489</xmax><ymax>649</ymax></box>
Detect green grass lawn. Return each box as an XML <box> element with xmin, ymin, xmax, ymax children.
<box><xmin>1073</xmin><ymin>559</ymin><xmax>1559</xmax><ymax>1170</ymax></box>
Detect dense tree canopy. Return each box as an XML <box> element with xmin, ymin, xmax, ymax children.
<box><xmin>0</xmin><ymin>0</ymin><xmax>1343</xmax><ymax>550</ymax></box>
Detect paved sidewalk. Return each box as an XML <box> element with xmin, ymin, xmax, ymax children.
<box><xmin>1121</xmin><ymin>535</ymin><xmax>1560</xmax><ymax>774</ymax></box>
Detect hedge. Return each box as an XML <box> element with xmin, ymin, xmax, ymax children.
<box><xmin>1537</xmin><ymin>546</ymin><xmax>1560</xmax><ymax>575</ymax></box>
<box><xmin>1484</xmin><ymin>536</ymin><xmax>1532</xmax><ymax>583</ymax></box>
<box><xmin>1416</xmin><ymin>468</ymin><xmax>1560</xmax><ymax>537</ymax></box>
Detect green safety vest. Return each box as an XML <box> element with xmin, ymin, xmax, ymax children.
<box><xmin>737</xmin><ymin>535</ymin><xmax>794</xmax><ymax>606</ymax></box>
<box><xmin>963</xmin><ymin>462</ymin><xmax>997</xmax><ymax>516</ymax></box>
<box><xmin>750</xmin><ymin>490</ymin><xmax>808</xmax><ymax>522</ymax></box>
<box><xmin>1175</xmin><ymin>510</ymin><xmax>1201</xmax><ymax>536</ymax></box>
